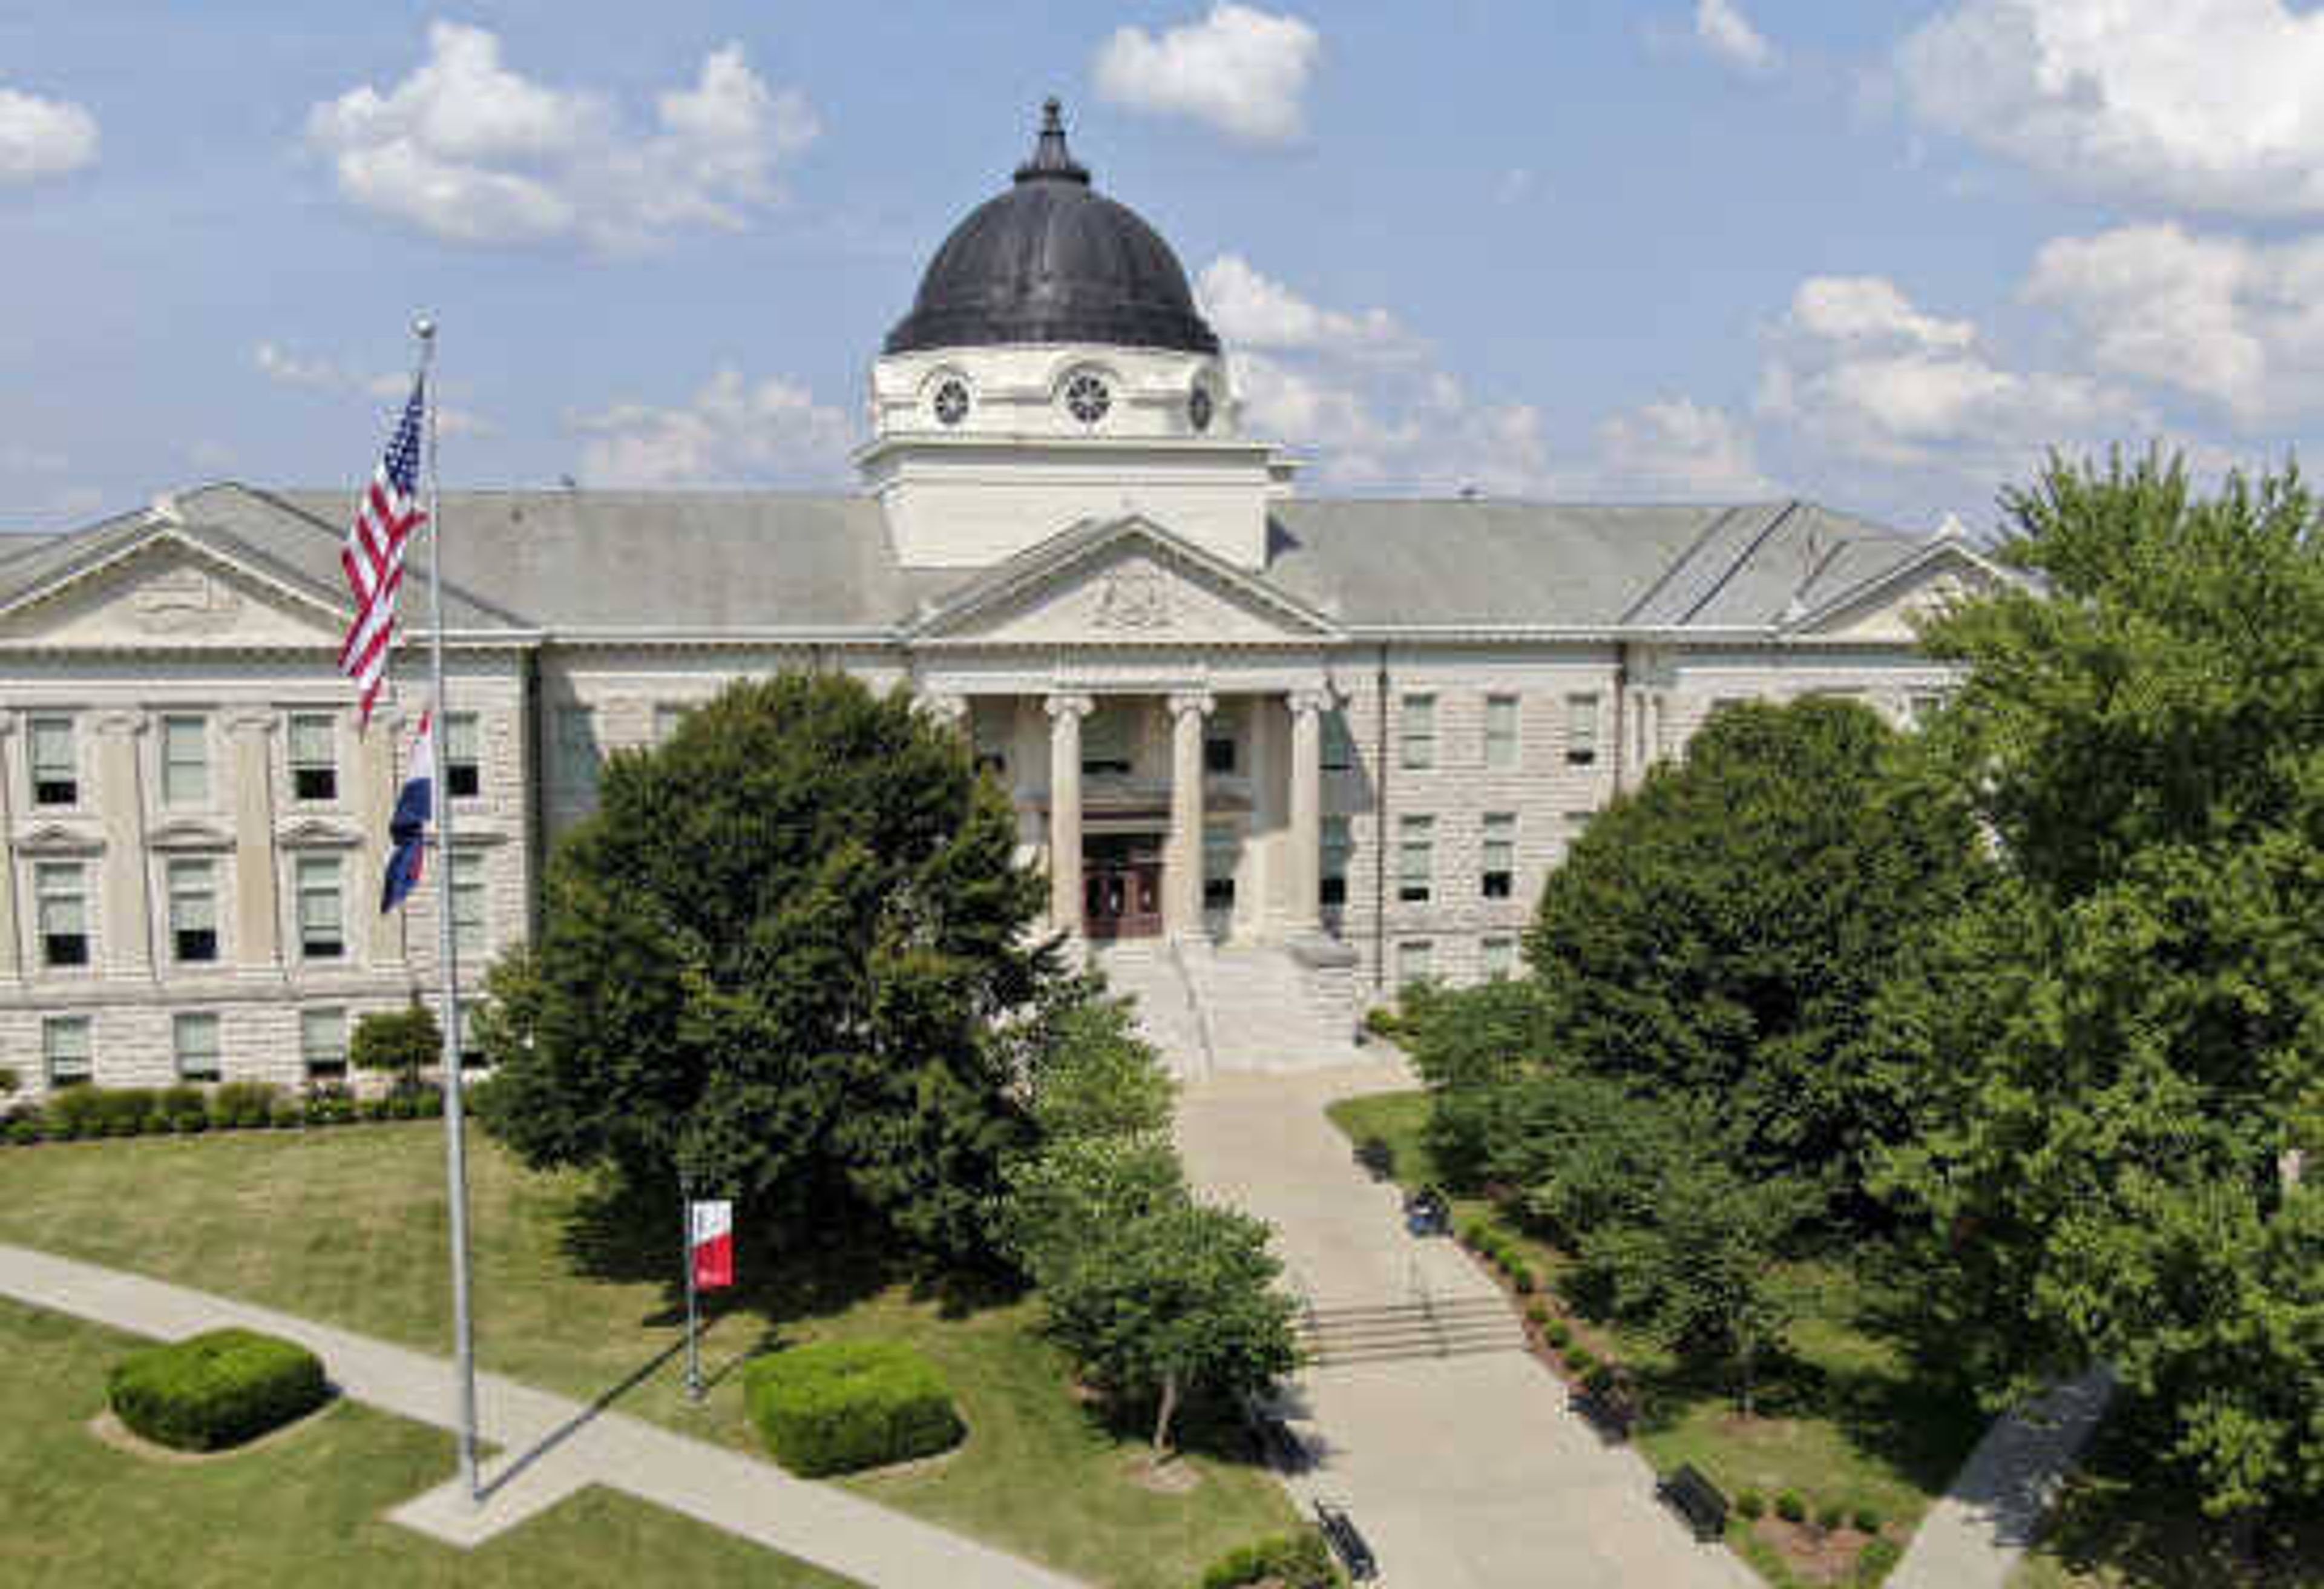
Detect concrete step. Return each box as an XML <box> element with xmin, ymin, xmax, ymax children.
<box><xmin>1292</xmin><ymin>1296</ymin><xmax>1530</xmax><ymax>1366</ymax></box>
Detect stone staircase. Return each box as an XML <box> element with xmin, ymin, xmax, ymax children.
<box><xmin>1294</xmin><ymin>1294</ymin><xmax>1531</xmax><ymax>1367</ymax></box>
<box><xmin>1091</xmin><ymin>941</ymin><xmax>1216</xmax><ymax>1081</ymax></box>
<box><xmin>1094</xmin><ymin>939</ymin><xmax>1366</xmax><ymax>1079</ymax></box>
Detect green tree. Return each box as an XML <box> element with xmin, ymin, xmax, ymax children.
<box><xmin>1397</xmin><ymin>975</ymin><xmax>1557</xmax><ymax>1185</ymax></box>
<box><xmin>350</xmin><ymin>999</ymin><xmax>443</xmax><ymax>1094</ymax></box>
<box><xmin>1875</xmin><ymin>453</ymin><xmax>2324</xmax><ymax>1532</ymax></box>
<box><xmin>474</xmin><ymin>673</ymin><xmax>1054</xmax><ymax>1265</ymax></box>
<box><xmin>1522</xmin><ymin>694</ymin><xmax>1983</xmax><ymax>1207</ymax></box>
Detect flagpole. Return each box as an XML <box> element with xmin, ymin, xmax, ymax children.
<box><xmin>415</xmin><ymin>313</ymin><xmax>481</xmax><ymax>1503</ymax></box>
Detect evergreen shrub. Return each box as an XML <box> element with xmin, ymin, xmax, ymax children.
<box><xmin>107</xmin><ymin>1327</ymin><xmax>327</xmax><ymax>1451</ymax></box>
<box><xmin>1197</xmin><ymin>1529</ymin><xmax>1341</xmax><ymax>1588</ymax></box>
<box><xmin>1544</xmin><ymin>1320</ymin><xmax>1572</xmax><ymax>1349</ymax></box>
<box><xmin>1857</xmin><ymin>1538</ymin><xmax>1902</xmax><ymax>1581</ymax></box>
<box><xmin>1851</xmin><ymin>1505</ymin><xmax>1882</xmax><ymax>1533</ymax></box>
<box><xmin>744</xmin><ymin>1340</ymin><xmax>964</xmax><ymax>1477</ymax></box>
<box><xmin>1735</xmin><ymin>1489</ymin><xmax>1766</xmax><ymax>1519</ymax></box>
<box><xmin>1775</xmin><ymin>1490</ymin><xmax>1807</xmax><ymax>1523</ymax></box>
<box><xmin>1818</xmin><ymin>1502</ymin><xmax>1846</xmax><ymax>1530</ymax></box>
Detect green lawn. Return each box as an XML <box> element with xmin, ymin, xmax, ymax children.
<box><xmin>0</xmin><ymin>1297</ymin><xmax>854</xmax><ymax>1588</ymax></box>
<box><xmin>1327</xmin><ymin>1090</ymin><xmax>1986</xmax><ymax>1588</ymax></box>
<box><xmin>0</xmin><ymin>1125</ymin><xmax>1297</xmax><ymax>1589</ymax></box>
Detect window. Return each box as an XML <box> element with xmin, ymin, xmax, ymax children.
<box><xmin>1320</xmin><ymin>815</ymin><xmax>1352</xmax><ymax>909</ymax></box>
<box><xmin>30</xmin><ymin>716</ymin><xmax>76</xmax><ymax>805</ymax></box>
<box><xmin>933</xmin><ymin>378</ymin><xmax>971</xmax><ymax>427</ymax></box>
<box><xmin>1064</xmin><ymin>370</ymin><xmax>1111</xmax><ymax>426</ymax></box>
<box><xmin>1398</xmin><ymin>815</ymin><xmax>1434</xmax><ymax>904</ymax></box>
<box><xmin>297</xmin><ymin>856</ymin><xmax>344</xmax><ymax>960</ymax></box>
<box><xmin>1484</xmin><ymin>695</ymin><xmax>1520</xmax><ymax>770</ymax></box>
<box><xmin>1480</xmin><ymin>937</ymin><xmax>1517</xmax><ymax>980</ymax></box>
<box><xmin>1204</xmin><ymin>822</ymin><xmax>1238</xmax><ymax>911</ymax></box>
<box><xmin>288</xmin><ymin>713</ymin><xmax>337</xmax><ymax>801</ymax></box>
<box><xmin>653</xmin><ymin>703</ymin><xmax>692</xmax><ymax>746</ymax></box>
<box><xmin>1400</xmin><ymin>694</ymin><xmax>1436</xmax><ymax>771</ymax></box>
<box><xmin>1204</xmin><ymin>720</ymin><xmax>1236</xmax><ymax>775</ymax></box>
<box><xmin>450</xmin><ymin>852</ymin><xmax>487</xmax><ymax>961</ymax></box>
<box><xmin>1482</xmin><ymin>812</ymin><xmax>1516</xmax><ymax>900</ymax></box>
<box><xmin>1082</xmin><ymin>705</ymin><xmax>1132</xmax><ymax>777</ymax></box>
<box><xmin>36</xmin><ymin>861</ymin><xmax>88</xmax><ymax>967</ymax></box>
<box><xmin>161</xmin><ymin>715</ymin><xmax>209</xmax><ymax>805</ymax></box>
<box><xmin>301</xmin><ymin>1008</ymin><xmax>347</xmax><ymax>1079</ymax></box>
<box><xmin>971</xmin><ymin>709</ymin><xmax>1010</xmax><ymax>778</ymax></box>
<box><xmin>43</xmin><ymin>1016</ymin><xmax>91</xmax><ymax>1086</ymax></box>
<box><xmin>445</xmin><ymin>713</ymin><xmax>482</xmax><ymax>799</ymax></box>
<box><xmin>1399</xmin><ymin>939</ymin><xmax>1435</xmax><ymax>989</ymax></box>
<box><xmin>1321</xmin><ymin>709</ymin><xmax>1357</xmax><ymax>773</ymax></box>
<box><xmin>1565</xmin><ymin>694</ymin><xmax>1600</xmax><ymax>766</ymax></box>
<box><xmin>167</xmin><ymin>858</ymin><xmax>218</xmax><ymax>964</ymax></box>
<box><xmin>172</xmin><ymin>1012</ymin><xmax>222</xmax><ymax>1082</ymax></box>
<box><xmin>554</xmin><ymin>706</ymin><xmax>600</xmax><ymax>798</ymax></box>
<box><xmin>457</xmin><ymin>1005</ymin><xmax>484</xmax><ymax>1068</ymax></box>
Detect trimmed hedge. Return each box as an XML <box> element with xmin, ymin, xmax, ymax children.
<box><xmin>745</xmin><ymin>1339</ymin><xmax>964</xmax><ymax>1478</ymax></box>
<box><xmin>1199</xmin><ymin>1528</ymin><xmax>1343</xmax><ymax>1588</ymax></box>
<box><xmin>108</xmin><ymin>1327</ymin><xmax>327</xmax><ymax>1452</ymax></box>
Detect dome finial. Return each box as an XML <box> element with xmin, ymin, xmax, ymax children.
<box><xmin>1016</xmin><ymin>96</ymin><xmax>1091</xmax><ymax>185</ymax></box>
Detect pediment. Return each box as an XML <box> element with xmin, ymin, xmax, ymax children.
<box><xmin>277</xmin><ymin>817</ymin><xmax>365</xmax><ymax>850</ymax></box>
<box><xmin>148</xmin><ymin>818</ymin><xmax>236</xmax><ymax>852</ymax></box>
<box><xmin>911</xmin><ymin>518</ymin><xmax>1338</xmax><ymax>648</ymax></box>
<box><xmin>13</xmin><ymin>823</ymin><xmax>103</xmax><ymax>857</ymax></box>
<box><xmin>0</xmin><ymin>532</ymin><xmax>348</xmax><ymax>650</ymax></box>
<box><xmin>1793</xmin><ymin>543</ymin><xmax>2006</xmax><ymax>641</ymax></box>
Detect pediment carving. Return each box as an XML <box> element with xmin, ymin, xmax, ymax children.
<box><xmin>277</xmin><ymin>817</ymin><xmax>366</xmax><ymax>850</ymax></box>
<box><xmin>13</xmin><ymin>823</ymin><xmax>104</xmax><ymax>857</ymax></box>
<box><xmin>147</xmin><ymin>818</ymin><xmax>236</xmax><ymax>852</ymax></box>
<box><xmin>0</xmin><ymin>540</ymin><xmax>344</xmax><ymax>650</ymax></box>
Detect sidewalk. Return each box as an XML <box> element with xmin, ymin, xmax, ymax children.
<box><xmin>0</xmin><ymin>1242</ymin><xmax>1085</xmax><ymax>1589</ymax></box>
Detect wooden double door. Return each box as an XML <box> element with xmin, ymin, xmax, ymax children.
<box><xmin>1085</xmin><ymin>834</ymin><xmax>1163</xmax><ymax>939</ymax></box>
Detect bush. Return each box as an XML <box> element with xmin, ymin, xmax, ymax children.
<box><xmin>46</xmin><ymin>1087</ymin><xmax>110</xmax><ymax>1139</ymax></box>
<box><xmin>1361</xmin><ymin>1005</ymin><xmax>1402</xmax><ymax>1041</ymax></box>
<box><xmin>1583</xmin><ymin>1363</ymin><xmax>1618</xmax><ymax>1397</ymax></box>
<box><xmin>7</xmin><ymin>1119</ymin><xmax>42</xmax><ymax>1146</ymax></box>
<box><xmin>1851</xmin><ymin>1505</ymin><xmax>1882</xmax><ymax>1533</ymax></box>
<box><xmin>352</xmin><ymin>1002</ymin><xmax>443</xmax><ymax>1092</ymax></box>
<box><xmin>0</xmin><ymin>1065</ymin><xmax>16</xmax><ymax>1095</ymax></box>
<box><xmin>107</xmin><ymin>1328</ymin><xmax>327</xmax><ymax>1452</ymax></box>
<box><xmin>1817</xmin><ymin>1502</ymin><xmax>1846</xmax><ymax>1531</ymax></box>
<box><xmin>1198</xmin><ymin>1528</ymin><xmax>1342</xmax><ymax>1589</ymax></box>
<box><xmin>1566</xmin><ymin>1346</ymin><xmax>1597</xmax><ymax>1376</ymax></box>
<box><xmin>1460</xmin><ymin>1220</ymin><xmax>1488</xmax><ymax>1248</ymax></box>
<box><xmin>269</xmin><ymin>1104</ymin><xmax>301</xmax><ymax>1129</ymax></box>
<box><xmin>139</xmin><ymin>1113</ymin><xmax>169</xmax><ymax>1136</ymax></box>
<box><xmin>212</xmin><ymin>1082</ymin><xmax>280</xmax><ymax>1127</ymax></box>
<box><xmin>1735</xmin><ymin>1489</ymin><xmax>1766</xmax><ymax>1520</ymax></box>
<box><xmin>1856</xmin><ymin>1537</ymin><xmax>1902</xmax><ymax>1582</ymax></box>
<box><xmin>1525</xmin><ymin>1301</ymin><xmax>1550</xmax><ymax>1327</ymax></box>
<box><xmin>1509</xmin><ymin>1262</ymin><xmax>1537</xmax><ymax>1295</ymax></box>
<box><xmin>159</xmin><ymin>1084</ymin><xmax>205</xmax><ymax>1119</ymax></box>
<box><xmin>1544</xmin><ymin>1320</ymin><xmax>1572</xmax><ymax>1349</ymax></box>
<box><xmin>174</xmin><ymin>1113</ymin><xmax>208</xmax><ymax>1136</ymax></box>
<box><xmin>303</xmin><ymin>1084</ymin><xmax>355</xmax><ymax>1127</ymax></box>
<box><xmin>744</xmin><ymin>1340</ymin><xmax>964</xmax><ymax>1478</ymax></box>
<box><xmin>1775</xmin><ymin>1490</ymin><xmax>1807</xmax><ymax>1523</ymax></box>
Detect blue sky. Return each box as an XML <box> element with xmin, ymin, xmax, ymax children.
<box><xmin>5</xmin><ymin>1</ymin><xmax>2320</xmax><ymax>536</ymax></box>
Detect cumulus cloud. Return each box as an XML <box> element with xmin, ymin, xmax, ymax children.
<box><xmin>572</xmin><ymin>368</ymin><xmax>858</xmax><ymax>488</ymax></box>
<box><xmin>0</xmin><ymin>87</ymin><xmax>98</xmax><ymax>183</ymax></box>
<box><xmin>254</xmin><ymin>341</ymin><xmax>491</xmax><ymax>435</ymax></box>
<box><xmin>1597</xmin><ymin>399</ymin><xmax>1774</xmax><ymax>497</ymax></box>
<box><xmin>1696</xmin><ymin>0</ymin><xmax>1776</xmax><ymax>73</ymax></box>
<box><xmin>1093</xmin><ymin>5</ymin><xmax>1320</xmax><ymax>145</ymax></box>
<box><xmin>1196</xmin><ymin>255</ymin><xmax>1417</xmax><ymax>359</ymax></box>
<box><xmin>306</xmin><ymin>22</ymin><xmax>818</xmax><ymax>249</ymax></box>
<box><xmin>1898</xmin><ymin>0</ymin><xmax>2324</xmax><ymax>217</ymax></box>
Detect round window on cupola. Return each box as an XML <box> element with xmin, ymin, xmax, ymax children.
<box><xmin>931</xmin><ymin>377</ymin><xmax>971</xmax><ymax>427</ymax></box>
<box><xmin>1187</xmin><ymin>383</ymin><xmax>1215</xmax><ymax>434</ymax></box>
<box><xmin>1063</xmin><ymin>370</ymin><xmax>1112</xmax><ymax>426</ymax></box>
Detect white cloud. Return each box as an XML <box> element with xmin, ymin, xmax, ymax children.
<box><xmin>0</xmin><ymin>87</ymin><xmax>98</xmax><ymax>183</ymax></box>
<box><xmin>1899</xmin><ymin>1</ymin><xmax>2324</xmax><ymax>217</ymax></box>
<box><xmin>254</xmin><ymin>341</ymin><xmax>492</xmax><ymax>436</ymax></box>
<box><xmin>1696</xmin><ymin>0</ymin><xmax>1776</xmax><ymax>73</ymax></box>
<box><xmin>1597</xmin><ymin>400</ymin><xmax>1773</xmax><ymax>497</ymax></box>
<box><xmin>1196</xmin><ymin>256</ymin><xmax>1417</xmax><ymax>359</ymax></box>
<box><xmin>1093</xmin><ymin>5</ymin><xmax>1320</xmax><ymax>146</ymax></box>
<box><xmin>306</xmin><ymin>23</ymin><xmax>818</xmax><ymax>249</ymax></box>
<box><xmin>572</xmin><ymin>368</ymin><xmax>857</xmax><ymax>488</ymax></box>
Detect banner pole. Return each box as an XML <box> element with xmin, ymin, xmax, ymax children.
<box><xmin>682</xmin><ymin>1175</ymin><xmax>703</xmax><ymax>1401</ymax></box>
<box><xmin>415</xmin><ymin>314</ymin><xmax>481</xmax><ymax>1502</ymax></box>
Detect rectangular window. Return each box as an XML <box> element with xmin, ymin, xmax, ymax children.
<box><xmin>1480</xmin><ymin>936</ymin><xmax>1517</xmax><ymax>979</ymax></box>
<box><xmin>1484</xmin><ymin>695</ymin><xmax>1520</xmax><ymax>770</ymax></box>
<box><xmin>36</xmin><ymin>861</ymin><xmax>88</xmax><ymax>968</ymax></box>
<box><xmin>167</xmin><ymin>858</ymin><xmax>219</xmax><ymax>964</ymax></box>
<box><xmin>288</xmin><ymin>713</ymin><xmax>337</xmax><ymax>802</ymax></box>
<box><xmin>161</xmin><ymin>715</ymin><xmax>209</xmax><ymax>806</ymax></box>
<box><xmin>653</xmin><ymin>703</ymin><xmax>692</xmax><ymax>746</ymax></box>
<box><xmin>458</xmin><ymin>1005</ymin><xmax>483</xmax><ymax>1067</ymax></box>
<box><xmin>1398</xmin><ymin>939</ymin><xmax>1434</xmax><ymax>989</ymax></box>
<box><xmin>1081</xmin><ymin>704</ymin><xmax>1132</xmax><ymax>777</ymax></box>
<box><xmin>450</xmin><ymin>852</ymin><xmax>487</xmax><ymax>961</ymax></box>
<box><xmin>1482</xmin><ymin>812</ymin><xmax>1516</xmax><ymax>900</ymax></box>
<box><xmin>1320</xmin><ymin>815</ymin><xmax>1352</xmax><ymax>909</ymax></box>
<box><xmin>1204</xmin><ymin>721</ymin><xmax>1236</xmax><ymax>775</ymax></box>
<box><xmin>445</xmin><ymin>713</ymin><xmax>482</xmax><ymax>800</ymax></box>
<box><xmin>1398</xmin><ymin>815</ymin><xmax>1434</xmax><ymax>904</ymax></box>
<box><xmin>43</xmin><ymin>1015</ymin><xmax>91</xmax><ymax>1086</ymax></box>
<box><xmin>554</xmin><ymin>706</ymin><xmax>600</xmax><ymax>798</ymax></box>
<box><xmin>1204</xmin><ymin>821</ymin><xmax>1238</xmax><ymax>911</ymax></box>
<box><xmin>1400</xmin><ymin>694</ymin><xmax>1436</xmax><ymax>771</ymax></box>
<box><xmin>297</xmin><ymin>856</ymin><xmax>344</xmax><ymax>960</ymax></box>
<box><xmin>1321</xmin><ymin>708</ymin><xmax>1357</xmax><ymax>773</ymax></box>
<box><xmin>30</xmin><ymin>716</ymin><xmax>76</xmax><ymax>806</ymax></box>
<box><xmin>301</xmin><ymin>1008</ymin><xmax>347</xmax><ymax>1079</ymax></box>
<box><xmin>172</xmin><ymin>1012</ymin><xmax>222</xmax><ymax>1082</ymax></box>
<box><xmin>1565</xmin><ymin>694</ymin><xmax>1600</xmax><ymax>766</ymax></box>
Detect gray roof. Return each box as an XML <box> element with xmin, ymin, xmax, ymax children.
<box><xmin>7</xmin><ymin>482</ymin><xmax>1938</xmax><ymax>640</ymax></box>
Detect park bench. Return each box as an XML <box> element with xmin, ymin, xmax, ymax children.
<box><xmin>1568</xmin><ymin>1383</ymin><xmax>1635</xmax><ymax>1443</ymax></box>
<box><xmin>1249</xmin><ymin>1409</ymin><xmax>1311</xmax><ymax>1475</ymax></box>
<box><xmin>1655</xmin><ymin>1462</ymin><xmax>1730</xmax><ymax>1542</ymax></box>
<box><xmin>1313</xmin><ymin>1501</ymin><xmax>1379</xmax><ymax>1581</ymax></box>
<box><xmin>1353</xmin><ymin>1136</ymin><xmax>1396</xmax><ymax>1180</ymax></box>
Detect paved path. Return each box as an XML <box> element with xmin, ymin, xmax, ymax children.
<box><xmin>1174</xmin><ymin>1061</ymin><xmax>1756</xmax><ymax>1589</ymax></box>
<box><xmin>1888</xmin><ymin>1368</ymin><xmax>2117</xmax><ymax>1589</ymax></box>
<box><xmin>0</xmin><ymin>1242</ymin><xmax>1084</xmax><ymax>1589</ymax></box>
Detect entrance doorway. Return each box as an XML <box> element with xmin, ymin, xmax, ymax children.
<box><xmin>1085</xmin><ymin>833</ymin><xmax>1163</xmax><ymax>939</ymax></box>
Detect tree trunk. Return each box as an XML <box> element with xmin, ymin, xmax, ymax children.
<box><xmin>1738</xmin><ymin>1336</ymin><xmax>1756</xmax><ymax>1420</ymax></box>
<box><xmin>1151</xmin><ymin>1370</ymin><xmax>1180</xmax><ymax>1456</ymax></box>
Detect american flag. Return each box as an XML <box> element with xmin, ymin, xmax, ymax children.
<box><xmin>338</xmin><ymin>375</ymin><xmax>428</xmax><ymax>726</ymax></box>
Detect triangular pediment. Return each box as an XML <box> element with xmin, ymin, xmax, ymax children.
<box><xmin>908</xmin><ymin>516</ymin><xmax>1339</xmax><ymax>647</ymax></box>
<box><xmin>1791</xmin><ymin>541</ymin><xmax>2011</xmax><ymax>640</ymax></box>
<box><xmin>0</xmin><ymin>525</ymin><xmax>350</xmax><ymax>650</ymax></box>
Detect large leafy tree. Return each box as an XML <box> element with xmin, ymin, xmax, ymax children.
<box><xmin>1876</xmin><ymin>454</ymin><xmax>2324</xmax><ymax>1531</ymax></box>
<box><xmin>475</xmin><ymin>673</ymin><xmax>1053</xmax><ymax>1264</ymax></box>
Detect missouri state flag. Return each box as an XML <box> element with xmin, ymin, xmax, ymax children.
<box><xmin>380</xmin><ymin>711</ymin><xmax>434</xmax><ymax>915</ymax></box>
<box><xmin>689</xmin><ymin>1200</ymin><xmax>735</xmax><ymax>1291</ymax></box>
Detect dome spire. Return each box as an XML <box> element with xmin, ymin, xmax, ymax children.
<box><xmin>1015</xmin><ymin>96</ymin><xmax>1091</xmax><ymax>186</ymax></box>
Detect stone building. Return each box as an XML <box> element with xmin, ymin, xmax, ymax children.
<box><xmin>0</xmin><ymin>104</ymin><xmax>1995</xmax><ymax>1093</ymax></box>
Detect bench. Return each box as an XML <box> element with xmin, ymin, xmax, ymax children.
<box><xmin>1313</xmin><ymin>1501</ymin><xmax>1379</xmax><ymax>1581</ymax></box>
<box><xmin>1655</xmin><ymin>1463</ymin><xmax>1730</xmax><ymax>1542</ymax></box>
<box><xmin>1353</xmin><ymin>1137</ymin><xmax>1396</xmax><ymax>1180</ymax></box>
<box><xmin>1250</xmin><ymin>1411</ymin><xmax>1310</xmax><ymax>1475</ymax></box>
<box><xmin>1568</xmin><ymin>1384</ymin><xmax>1634</xmax><ymax>1443</ymax></box>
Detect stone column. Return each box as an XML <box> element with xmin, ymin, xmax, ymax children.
<box><xmin>1166</xmin><ymin>691</ymin><xmax>1213</xmax><ymax>940</ymax></box>
<box><xmin>1045</xmin><ymin>694</ymin><xmax>1092</xmax><ymax>939</ymax></box>
<box><xmin>92</xmin><ymin>712</ymin><xmax>154</xmax><ymax>978</ymax></box>
<box><xmin>1286</xmin><ymin>687</ymin><xmax>1330</xmax><ymax>938</ymax></box>
<box><xmin>0</xmin><ymin>720</ymin><xmax>17</xmax><ymax>982</ymax></box>
<box><xmin>225</xmin><ymin>712</ymin><xmax>282</xmax><ymax>973</ymax></box>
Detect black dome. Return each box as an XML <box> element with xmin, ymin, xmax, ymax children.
<box><xmin>884</xmin><ymin>101</ymin><xmax>1219</xmax><ymax>358</ymax></box>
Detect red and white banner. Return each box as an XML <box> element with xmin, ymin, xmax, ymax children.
<box><xmin>688</xmin><ymin>1200</ymin><xmax>734</xmax><ymax>1291</ymax></box>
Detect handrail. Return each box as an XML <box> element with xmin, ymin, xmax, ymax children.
<box><xmin>1166</xmin><ymin>934</ymin><xmax>1220</xmax><ymax>1082</ymax></box>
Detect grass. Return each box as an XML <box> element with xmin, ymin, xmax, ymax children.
<box><xmin>1327</xmin><ymin>1090</ymin><xmax>1988</xmax><ymax>1588</ymax></box>
<box><xmin>0</xmin><ymin>1125</ymin><xmax>1298</xmax><ymax>1589</ymax></box>
<box><xmin>0</xmin><ymin>1296</ymin><xmax>856</xmax><ymax>1588</ymax></box>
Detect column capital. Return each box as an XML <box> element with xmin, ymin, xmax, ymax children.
<box><xmin>1167</xmin><ymin>689</ymin><xmax>1215</xmax><ymax>720</ymax></box>
<box><xmin>1287</xmin><ymin>686</ymin><xmax>1336</xmax><ymax>718</ymax></box>
<box><xmin>1045</xmin><ymin>692</ymin><xmax>1095</xmax><ymax>722</ymax></box>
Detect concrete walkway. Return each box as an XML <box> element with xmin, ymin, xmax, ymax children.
<box><xmin>1888</xmin><ymin>1368</ymin><xmax>2117</xmax><ymax>1589</ymax></box>
<box><xmin>0</xmin><ymin>1242</ymin><xmax>1085</xmax><ymax>1589</ymax></box>
<box><xmin>1174</xmin><ymin>1061</ymin><xmax>1757</xmax><ymax>1589</ymax></box>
